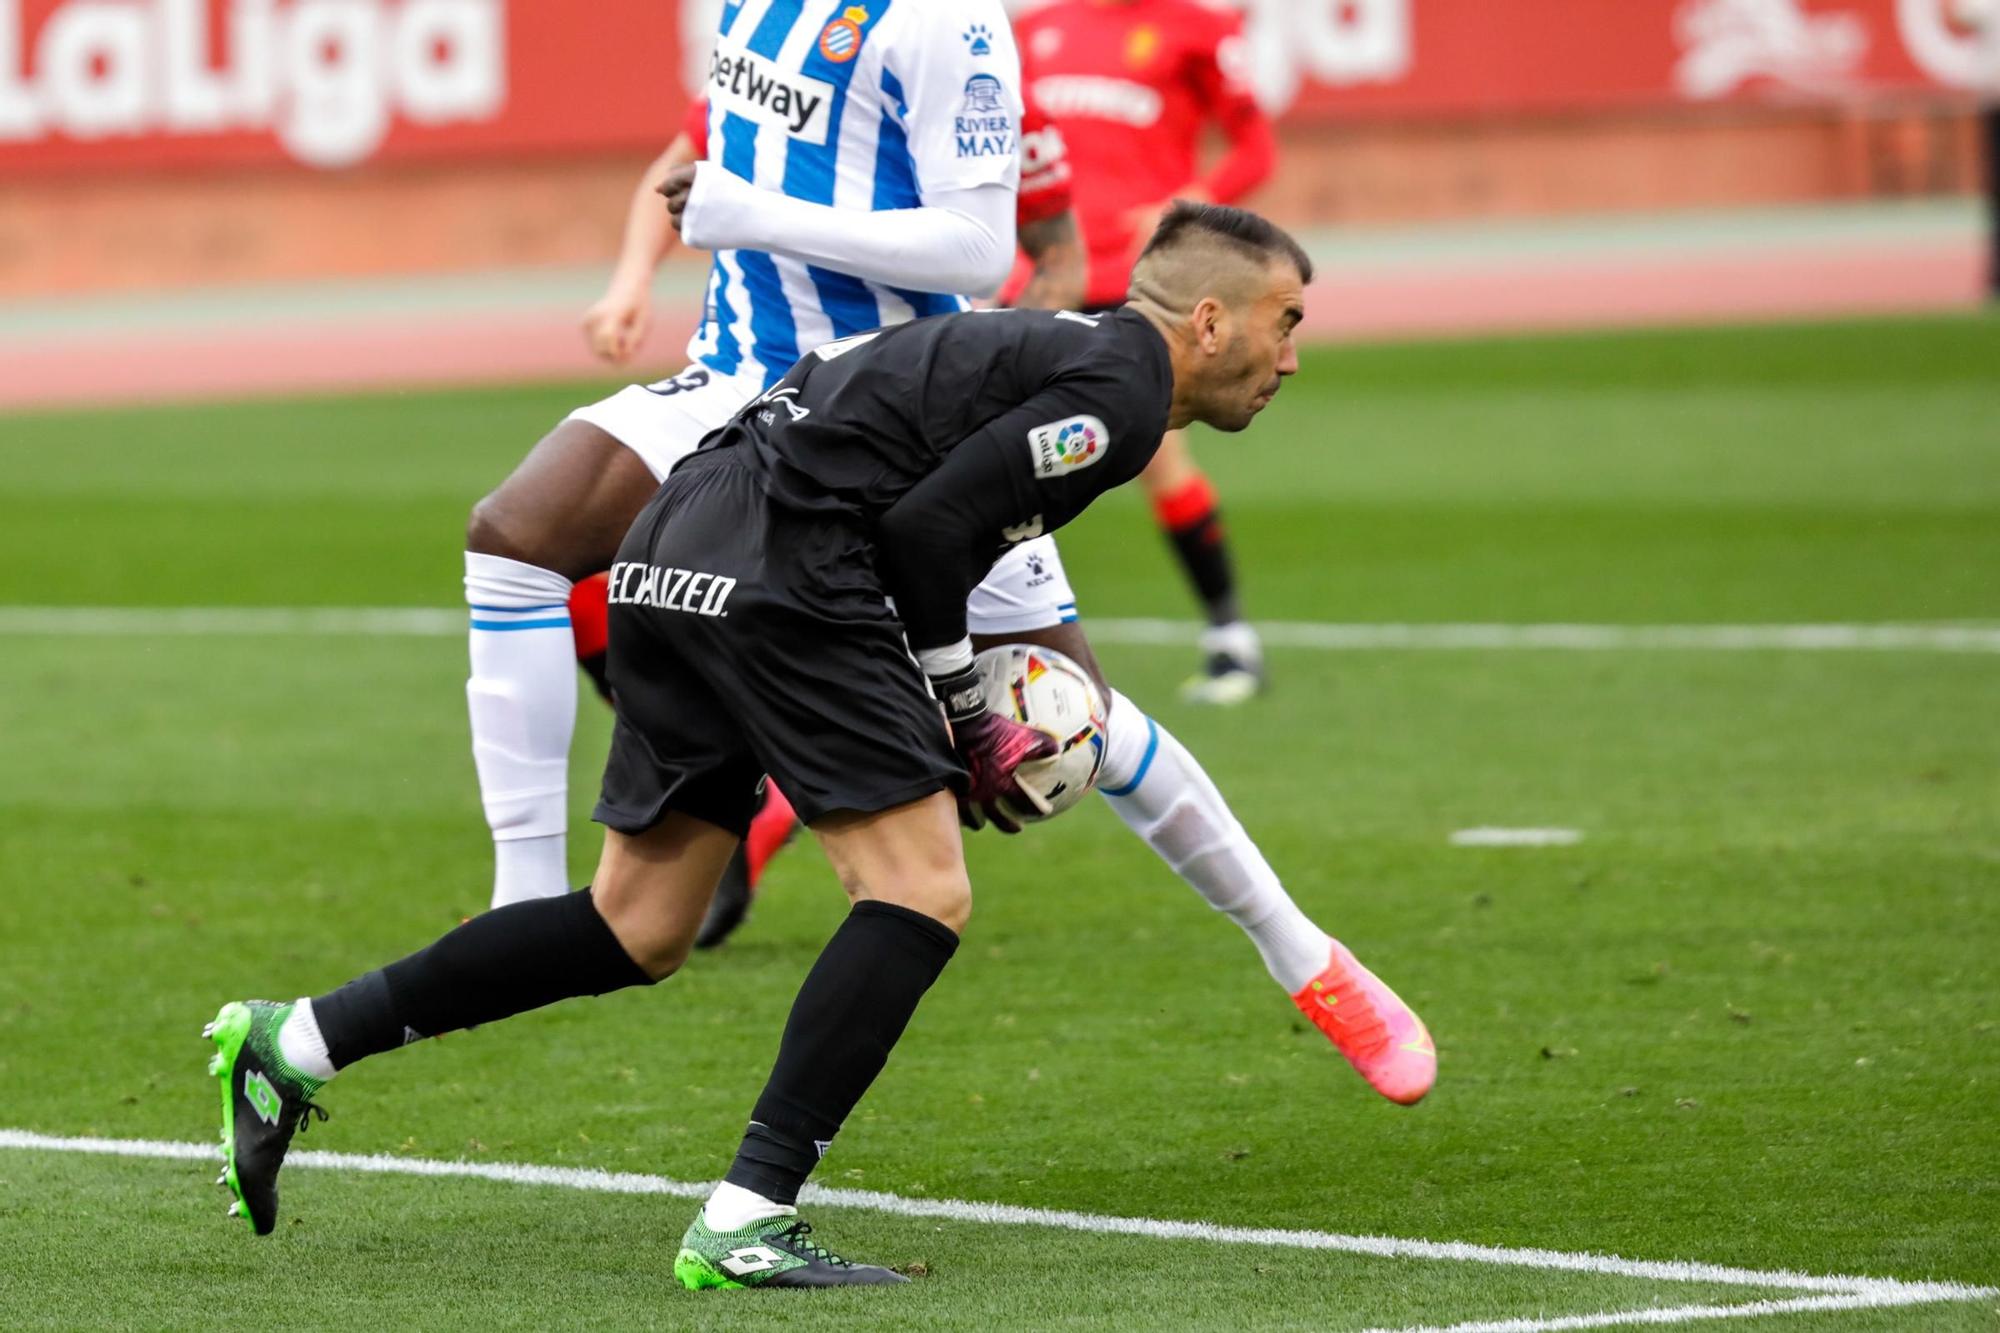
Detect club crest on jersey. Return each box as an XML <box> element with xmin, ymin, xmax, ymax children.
<box><xmin>1126</xmin><ymin>24</ymin><xmax>1161</xmax><ymax>68</ymax></box>
<box><xmin>1028</xmin><ymin>415</ymin><xmax>1109</xmax><ymax>478</ymax></box>
<box><xmin>964</xmin><ymin>22</ymin><xmax>995</xmax><ymax>56</ymax></box>
<box><xmin>817</xmin><ymin>6</ymin><xmax>868</xmax><ymax>63</ymax></box>
<box><xmin>956</xmin><ymin>74</ymin><xmax>1014</xmax><ymax>158</ymax></box>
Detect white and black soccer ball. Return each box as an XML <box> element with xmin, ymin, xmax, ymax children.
<box><xmin>973</xmin><ymin>643</ymin><xmax>1109</xmax><ymax>822</ymax></box>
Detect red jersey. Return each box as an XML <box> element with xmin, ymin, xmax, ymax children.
<box><xmin>679</xmin><ymin>95</ymin><xmax>1071</xmax><ymax>233</ymax></box>
<box><xmin>1016</xmin><ymin>0</ymin><xmax>1276</xmax><ymax>306</ymax></box>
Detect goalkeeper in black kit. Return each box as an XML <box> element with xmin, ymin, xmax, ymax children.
<box><xmin>202</xmin><ymin>203</ymin><xmax>1323</xmax><ymax>1288</ymax></box>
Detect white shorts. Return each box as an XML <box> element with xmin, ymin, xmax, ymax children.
<box><xmin>570</xmin><ymin>364</ymin><xmax>1081</xmax><ymax>637</ymax></box>
<box><xmin>566</xmin><ymin>364</ymin><xmax>766</xmax><ymax>482</ymax></box>
<box><xmin>968</xmin><ymin>537</ymin><xmax>1078</xmax><ymax>636</ymax></box>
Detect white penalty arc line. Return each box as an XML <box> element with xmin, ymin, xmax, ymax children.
<box><xmin>1</xmin><ymin>1129</ymin><xmax>1989</xmax><ymax>1333</ymax></box>
<box><xmin>2</xmin><ymin>607</ymin><xmax>1999</xmax><ymax>654</ymax></box>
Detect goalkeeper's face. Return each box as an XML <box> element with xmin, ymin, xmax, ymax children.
<box><xmin>1195</xmin><ymin>259</ymin><xmax>1305</xmax><ymax>433</ymax></box>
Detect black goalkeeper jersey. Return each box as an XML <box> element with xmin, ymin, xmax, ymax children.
<box><xmin>690</xmin><ymin>304</ymin><xmax>1174</xmax><ymax>653</ymax></box>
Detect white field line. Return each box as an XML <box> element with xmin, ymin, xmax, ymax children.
<box><xmin>3</xmin><ymin>607</ymin><xmax>2000</xmax><ymax>654</ymax></box>
<box><xmin>1374</xmin><ymin>1287</ymin><xmax>1993</xmax><ymax>1333</ymax></box>
<box><xmin>1451</xmin><ymin>828</ymin><xmax>1584</xmax><ymax>847</ymax></box>
<box><xmin>2</xmin><ymin>1128</ymin><xmax>1990</xmax><ymax>1333</ymax></box>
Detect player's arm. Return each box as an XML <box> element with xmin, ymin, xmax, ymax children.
<box><xmin>582</xmin><ymin>99</ymin><xmax>707</xmax><ymax>364</ymax></box>
<box><xmin>1012</xmin><ymin>107</ymin><xmax>1086</xmax><ymax>311</ymax></box>
<box><xmin>665</xmin><ymin>0</ymin><xmax>1023</xmax><ymax>297</ymax></box>
<box><xmin>1191</xmin><ymin>20</ymin><xmax>1276</xmax><ymax>206</ymax></box>
<box><xmin>665</xmin><ymin>170</ymin><xmax>1016</xmax><ymax>298</ymax></box>
<box><xmin>877</xmin><ymin>378</ymin><xmax>1156</xmax><ymax>665</ymax></box>
<box><xmin>1014</xmin><ymin>212</ymin><xmax>1086</xmax><ymax>312</ymax></box>
<box><xmin>877</xmin><ymin>376</ymin><xmax>1154</xmax><ymax>826</ymax></box>
<box><xmin>1120</xmin><ymin>19</ymin><xmax>1276</xmax><ymax>243</ymax></box>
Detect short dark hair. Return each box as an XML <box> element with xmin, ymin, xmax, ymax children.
<box><xmin>1136</xmin><ymin>201</ymin><xmax>1313</xmax><ymax>285</ymax></box>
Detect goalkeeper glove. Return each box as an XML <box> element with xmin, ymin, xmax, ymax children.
<box><xmin>930</xmin><ymin>664</ymin><xmax>1056</xmax><ymax>834</ymax></box>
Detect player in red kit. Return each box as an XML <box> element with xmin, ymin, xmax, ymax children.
<box><xmin>1017</xmin><ymin>0</ymin><xmax>1278</xmax><ymax>704</ymax></box>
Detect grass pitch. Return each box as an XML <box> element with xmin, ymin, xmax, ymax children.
<box><xmin>0</xmin><ymin>315</ymin><xmax>1995</xmax><ymax>1329</ymax></box>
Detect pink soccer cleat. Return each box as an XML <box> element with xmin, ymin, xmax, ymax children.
<box><xmin>1292</xmin><ymin>940</ymin><xmax>1436</xmax><ymax>1105</ymax></box>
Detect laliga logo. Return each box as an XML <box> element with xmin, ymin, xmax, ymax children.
<box><xmin>0</xmin><ymin>0</ymin><xmax>506</xmax><ymax>167</ymax></box>
<box><xmin>1053</xmin><ymin>419</ymin><xmax>1098</xmax><ymax>465</ymax></box>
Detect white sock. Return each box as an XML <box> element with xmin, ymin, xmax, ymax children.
<box><xmin>1201</xmin><ymin>621</ymin><xmax>1263</xmax><ymax>670</ymax></box>
<box><xmin>1098</xmin><ymin>690</ymin><xmax>1331</xmax><ymax>993</ymax></box>
<box><xmin>278</xmin><ymin>998</ymin><xmax>337</xmax><ymax>1082</ymax></box>
<box><xmin>465</xmin><ymin>552</ymin><xmax>578</xmax><ymax>910</ymax></box>
<box><xmin>702</xmin><ymin>1179</ymin><xmax>795</xmax><ymax>1232</ymax></box>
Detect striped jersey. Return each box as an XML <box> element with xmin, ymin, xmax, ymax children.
<box><xmin>687</xmin><ymin>0</ymin><xmax>1023</xmax><ymax>389</ymax></box>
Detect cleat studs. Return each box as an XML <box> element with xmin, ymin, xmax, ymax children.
<box><xmin>227</xmin><ymin>1202</ymin><xmax>242</xmax><ymax>1218</ymax></box>
<box><xmin>207</xmin><ymin>1056</ymin><xmax>223</xmax><ymax>1076</ymax></box>
<box><xmin>201</xmin><ymin>1022</ymin><xmax>215</xmax><ymax>1038</ymax></box>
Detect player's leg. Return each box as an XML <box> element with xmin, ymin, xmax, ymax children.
<box><xmin>464</xmin><ymin>419</ymin><xmax>656</xmax><ymax>909</ymax></box>
<box><xmin>569</xmin><ymin>570</ymin><xmax>614</xmax><ymax>703</ymax></box>
<box><xmin>971</xmin><ymin>611</ymin><xmax>1325</xmax><ymax>994</ymax></box>
<box><xmin>678</xmin><ymin>790</ymin><xmax>964</xmax><ymax>1289</ymax></box>
<box><xmin>692</xmin><ymin>781</ymin><xmax>799</xmax><ymax>950</ymax></box>
<box><xmin>641</xmin><ymin>462</ymin><xmax>967</xmax><ymax>1287</ymax></box>
<box><xmin>1140</xmin><ymin>430</ymin><xmax>1266</xmax><ymax>705</ymax></box>
<box><xmin>209</xmin><ymin>504</ymin><xmax>776</xmax><ymax>1238</ymax></box>
<box><xmin>969</xmin><ymin>540</ymin><xmax>1433</xmax><ymax>1105</ymax></box>
<box><xmin>204</xmin><ymin>814</ymin><xmax>735</xmax><ymax>1234</ymax></box>
<box><xmin>467</xmin><ymin>367</ymin><xmax>748</xmax><ymax>910</ymax></box>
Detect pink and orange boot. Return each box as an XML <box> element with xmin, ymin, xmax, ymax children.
<box><xmin>1292</xmin><ymin>940</ymin><xmax>1436</xmax><ymax>1105</ymax></box>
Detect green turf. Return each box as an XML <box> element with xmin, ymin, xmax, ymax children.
<box><xmin>0</xmin><ymin>315</ymin><xmax>1995</xmax><ymax>1329</ymax></box>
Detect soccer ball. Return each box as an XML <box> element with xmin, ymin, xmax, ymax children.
<box><xmin>974</xmin><ymin>643</ymin><xmax>1109</xmax><ymax>821</ymax></box>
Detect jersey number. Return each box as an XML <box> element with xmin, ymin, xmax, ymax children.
<box><xmin>643</xmin><ymin>367</ymin><xmax>712</xmax><ymax>397</ymax></box>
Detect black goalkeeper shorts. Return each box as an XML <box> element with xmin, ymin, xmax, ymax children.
<box><xmin>592</xmin><ymin>446</ymin><xmax>963</xmax><ymax>838</ymax></box>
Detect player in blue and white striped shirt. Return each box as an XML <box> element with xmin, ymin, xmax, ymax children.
<box><xmin>463</xmin><ymin>0</ymin><xmax>1022</xmax><ymax>911</ymax></box>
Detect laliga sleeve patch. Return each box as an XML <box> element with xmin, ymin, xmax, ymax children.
<box><xmin>1028</xmin><ymin>415</ymin><xmax>1110</xmax><ymax>479</ymax></box>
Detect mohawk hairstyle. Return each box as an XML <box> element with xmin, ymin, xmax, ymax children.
<box><xmin>1135</xmin><ymin>201</ymin><xmax>1313</xmax><ymax>285</ymax></box>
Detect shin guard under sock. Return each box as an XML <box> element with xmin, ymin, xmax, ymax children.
<box><xmin>311</xmin><ymin>888</ymin><xmax>651</xmax><ymax>1070</ymax></box>
<box><xmin>723</xmin><ymin>901</ymin><xmax>959</xmax><ymax>1205</ymax></box>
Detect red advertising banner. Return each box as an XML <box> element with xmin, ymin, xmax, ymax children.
<box><xmin>0</xmin><ymin>0</ymin><xmax>1988</xmax><ymax>177</ymax></box>
<box><xmin>1256</xmin><ymin>0</ymin><xmax>1994</xmax><ymax>120</ymax></box>
<box><xmin>0</xmin><ymin>0</ymin><xmax>690</xmax><ymax>174</ymax></box>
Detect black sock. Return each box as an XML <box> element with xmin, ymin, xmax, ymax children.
<box><xmin>1987</xmin><ymin>108</ymin><xmax>2000</xmax><ymax>299</ymax></box>
<box><xmin>1165</xmin><ymin>507</ymin><xmax>1242</xmax><ymax>627</ymax></box>
<box><xmin>723</xmin><ymin>900</ymin><xmax>959</xmax><ymax>1206</ymax></box>
<box><xmin>578</xmin><ymin>652</ymin><xmax>613</xmax><ymax>705</ymax></box>
<box><xmin>311</xmin><ymin>888</ymin><xmax>652</xmax><ymax>1070</ymax></box>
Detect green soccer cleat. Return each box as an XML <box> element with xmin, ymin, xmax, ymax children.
<box><xmin>203</xmin><ymin>1000</ymin><xmax>328</xmax><ymax>1235</ymax></box>
<box><xmin>674</xmin><ymin>1212</ymin><xmax>909</xmax><ymax>1289</ymax></box>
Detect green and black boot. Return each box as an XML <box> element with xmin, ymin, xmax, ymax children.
<box><xmin>203</xmin><ymin>1000</ymin><xmax>328</xmax><ymax>1235</ymax></box>
<box><xmin>675</xmin><ymin>1212</ymin><xmax>908</xmax><ymax>1289</ymax></box>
